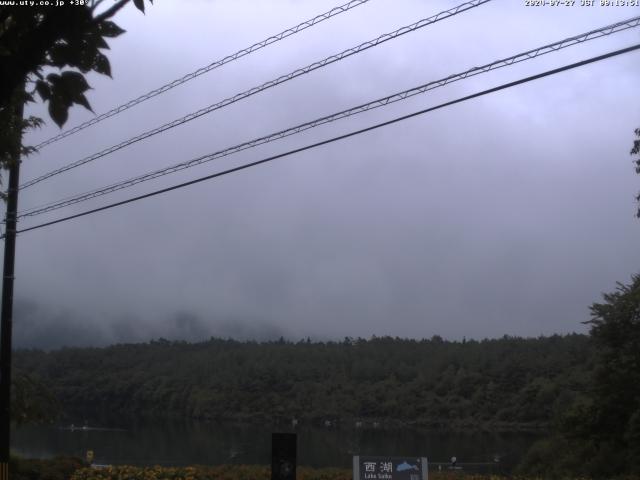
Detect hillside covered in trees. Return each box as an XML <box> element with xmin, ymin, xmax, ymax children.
<box><xmin>14</xmin><ymin>334</ymin><xmax>593</xmax><ymax>430</ymax></box>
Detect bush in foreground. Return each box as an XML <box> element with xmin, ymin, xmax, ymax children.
<box><xmin>10</xmin><ymin>456</ymin><xmax>84</xmax><ymax>480</ymax></box>
<box><xmin>71</xmin><ymin>465</ymin><xmax>345</xmax><ymax>480</ymax></box>
<box><xmin>69</xmin><ymin>464</ymin><xmax>562</xmax><ymax>480</ymax></box>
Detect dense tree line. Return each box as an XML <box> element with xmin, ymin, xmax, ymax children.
<box><xmin>14</xmin><ymin>334</ymin><xmax>593</xmax><ymax>430</ymax></box>
<box><xmin>517</xmin><ymin>130</ymin><xmax>640</xmax><ymax>478</ymax></box>
<box><xmin>519</xmin><ymin>275</ymin><xmax>640</xmax><ymax>478</ymax></box>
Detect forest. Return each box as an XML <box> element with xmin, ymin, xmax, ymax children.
<box><xmin>10</xmin><ymin>273</ymin><xmax>640</xmax><ymax>478</ymax></box>
<box><xmin>10</xmin><ymin>274</ymin><xmax>640</xmax><ymax>478</ymax></box>
<box><xmin>14</xmin><ymin>333</ymin><xmax>593</xmax><ymax>430</ymax></box>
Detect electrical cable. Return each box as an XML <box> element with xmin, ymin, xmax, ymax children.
<box><xmin>10</xmin><ymin>43</ymin><xmax>639</xmax><ymax>238</ymax></box>
<box><xmin>17</xmin><ymin>15</ymin><xmax>640</xmax><ymax>219</ymax></box>
<box><xmin>20</xmin><ymin>0</ymin><xmax>490</xmax><ymax>190</ymax></box>
<box><xmin>33</xmin><ymin>0</ymin><xmax>375</xmax><ymax>149</ymax></box>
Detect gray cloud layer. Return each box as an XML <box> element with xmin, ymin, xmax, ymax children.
<box><xmin>7</xmin><ymin>0</ymin><xmax>640</xmax><ymax>348</ymax></box>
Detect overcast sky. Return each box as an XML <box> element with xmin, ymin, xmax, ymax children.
<box><xmin>7</xmin><ymin>0</ymin><xmax>640</xmax><ymax>348</ymax></box>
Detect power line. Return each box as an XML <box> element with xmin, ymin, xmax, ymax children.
<box><xmin>20</xmin><ymin>0</ymin><xmax>491</xmax><ymax>190</ymax></box>
<box><xmin>11</xmin><ymin>43</ymin><xmax>640</xmax><ymax>238</ymax></box>
<box><xmin>33</xmin><ymin>0</ymin><xmax>374</xmax><ymax>150</ymax></box>
<box><xmin>18</xmin><ymin>15</ymin><xmax>640</xmax><ymax>219</ymax></box>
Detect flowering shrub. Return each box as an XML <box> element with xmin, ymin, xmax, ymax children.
<box><xmin>11</xmin><ymin>455</ymin><xmax>84</xmax><ymax>480</ymax></box>
<box><xmin>70</xmin><ymin>465</ymin><xmax>547</xmax><ymax>480</ymax></box>
<box><xmin>72</xmin><ymin>465</ymin><xmax>268</xmax><ymax>480</ymax></box>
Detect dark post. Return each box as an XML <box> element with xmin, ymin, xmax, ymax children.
<box><xmin>0</xmin><ymin>86</ymin><xmax>24</xmax><ymax>480</ymax></box>
<box><xmin>271</xmin><ymin>433</ymin><xmax>296</xmax><ymax>480</ymax></box>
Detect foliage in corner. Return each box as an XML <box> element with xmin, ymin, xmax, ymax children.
<box><xmin>0</xmin><ymin>0</ymin><xmax>152</xmax><ymax>172</ymax></box>
<box><xmin>582</xmin><ymin>273</ymin><xmax>640</xmax><ymax>476</ymax></box>
<box><xmin>520</xmin><ymin>274</ymin><xmax>640</xmax><ymax>478</ymax></box>
<box><xmin>10</xmin><ymin>455</ymin><xmax>84</xmax><ymax>480</ymax></box>
<box><xmin>632</xmin><ymin>128</ymin><xmax>640</xmax><ymax>218</ymax></box>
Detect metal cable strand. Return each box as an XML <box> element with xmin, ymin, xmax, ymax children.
<box><xmin>20</xmin><ymin>0</ymin><xmax>491</xmax><ymax>190</ymax></box>
<box><xmin>18</xmin><ymin>14</ymin><xmax>640</xmax><ymax>219</ymax></box>
<box><xmin>10</xmin><ymin>43</ymin><xmax>640</xmax><ymax>237</ymax></box>
<box><xmin>34</xmin><ymin>0</ymin><xmax>374</xmax><ymax>149</ymax></box>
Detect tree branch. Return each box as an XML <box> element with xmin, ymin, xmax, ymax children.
<box><xmin>93</xmin><ymin>0</ymin><xmax>130</xmax><ymax>23</ymax></box>
<box><xmin>90</xmin><ymin>0</ymin><xmax>106</xmax><ymax>12</ymax></box>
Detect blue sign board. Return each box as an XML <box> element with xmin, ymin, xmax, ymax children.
<box><xmin>353</xmin><ymin>456</ymin><xmax>428</xmax><ymax>480</ymax></box>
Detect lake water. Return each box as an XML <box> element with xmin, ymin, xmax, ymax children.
<box><xmin>12</xmin><ymin>420</ymin><xmax>542</xmax><ymax>474</ymax></box>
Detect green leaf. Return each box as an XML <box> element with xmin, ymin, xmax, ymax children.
<box><xmin>94</xmin><ymin>33</ymin><xmax>110</xmax><ymax>50</ymax></box>
<box><xmin>59</xmin><ymin>71</ymin><xmax>92</xmax><ymax>111</ymax></box>
<box><xmin>99</xmin><ymin>20</ymin><xmax>125</xmax><ymax>38</ymax></box>
<box><xmin>76</xmin><ymin>41</ymin><xmax>100</xmax><ymax>73</ymax></box>
<box><xmin>46</xmin><ymin>73</ymin><xmax>61</xmax><ymax>84</ymax></box>
<box><xmin>47</xmin><ymin>45</ymin><xmax>68</xmax><ymax>68</ymax></box>
<box><xmin>48</xmin><ymin>97</ymin><xmax>69</xmax><ymax>128</ymax></box>
<box><xmin>60</xmin><ymin>71</ymin><xmax>90</xmax><ymax>94</ymax></box>
<box><xmin>75</xmin><ymin>93</ymin><xmax>93</xmax><ymax>112</ymax></box>
<box><xmin>93</xmin><ymin>51</ymin><xmax>111</xmax><ymax>77</ymax></box>
<box><xmin>21</xmin><ymin>145</ymin><xmax>38</xmax><ymax>157</ymax></box>
<box><xmin>23</xmin><ymin>116</ymin><xmax>44</xmax><ymax>129</ymax></box>
<box><xmin>43</xmin><ymin>71</ymin><xmax>93</xmax><ymax>123</ymax></box>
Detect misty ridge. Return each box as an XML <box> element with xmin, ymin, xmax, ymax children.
<box><xmin>12</xmin><ymin>299</ymin><xmax>287</xmax><ymax>350</ymax></box>
<box><xmin>13</xmin><ymin>296</ymin><xmax>591</xmax><ymax>351</ymax></box>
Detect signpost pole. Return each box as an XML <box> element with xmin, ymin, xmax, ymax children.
<box><xmin>271</xmin><ymin>432</ymin><xmax>296</xmax><ymax>480</ymax></box>
<box><xmin>421</xmin><ymin>457</ymin><xmax>428</xmax><ymax>480</ymax></box>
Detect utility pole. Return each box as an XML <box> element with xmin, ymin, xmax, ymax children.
<box><xmin>0</xmin><ymin>86</ymin><xmax>24</xmax><ymax>480</ymax></box>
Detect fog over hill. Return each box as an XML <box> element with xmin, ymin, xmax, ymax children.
<box><xmin>12</xmin><ymin>296</ymin><xmax>590</xmax><ymax>350</ymax></box>
<box><xmin>8</xmin><ymin>1</ymin><xmax>640</xmax><ymax>349</ymax></box>
<box><xmin>13</xmin><ymin>299</ymin><xmax>286</xmax><ymax>350</ymax></box>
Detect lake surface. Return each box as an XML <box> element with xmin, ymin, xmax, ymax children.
<box><xmin>12</xmin><ymin>419</ymin><xmax>542</xmax><ymax>473</ymax></box>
